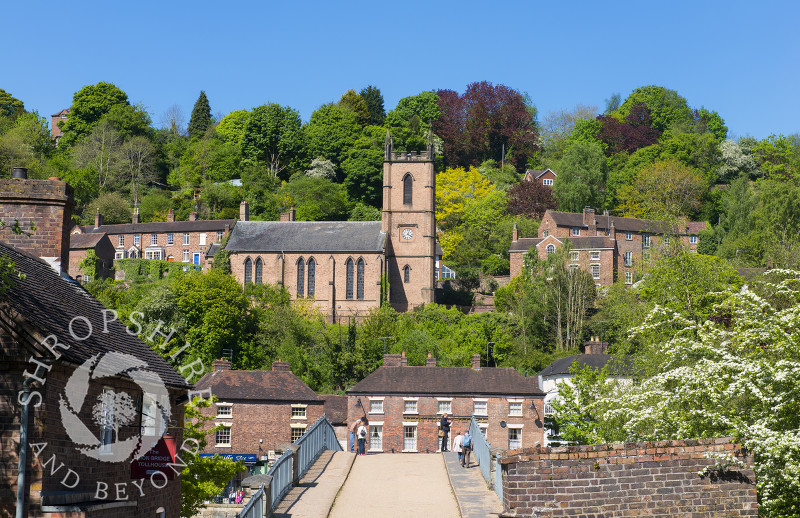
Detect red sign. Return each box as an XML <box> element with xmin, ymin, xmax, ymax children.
<box><xmin>130</xmin><ymin>436</ymin><xmax>178</xmax><ymax>479</ymax></box>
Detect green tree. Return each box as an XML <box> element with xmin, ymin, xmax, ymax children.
<box><xmin>122</xmin><ymin>135</ymin><xmax>157</xmax><ymax>206</ymax></box>
<box><xmin>435</xmin><ymin>166</ymin><xmax>495</xmax><ymax>230</ymax></box>
<box><xmin>85</xmin><ymin>192</ymin><xmax>132</xmax><ymax>224</ymax></box>
<box><xmin>753</xmin><ymin>134</ymin><xmax>798</xmax><ymax>181</ymax></box>
<box><xmin>305</xmin><ymin>104</ymin><xmax>361</xmax><ymax>167</ymax></box>
<box><xmin>104</xmin><ymin>103</ymin><xmax>153</xmax><ymax>140</ymax></box>
<box><xmin>187</xmin><ymin>91</ymin><xmax>212</xmax><ymax>139</ymax></box>
<box><xmin>615</xmin><ymin>159</ymin><xmax>704</xmax><ymax>219</ymax></box>
<box><xmin>359</xmin><ymin>85</ymin><xmax>385</xmax><ymax>126</ymax></box>
<box><xmin>338</xmin><ymin>89</ymin><xmax>369</xmax><ymax>127</ymax></box>
<box><xmin>216</xmin><ymin>109</ymin><xmax>250</xmax><ymax>147</ymax></box>
<box><xmin>241</xmin><ymin>103</ymin><xmax>305</xmax><ymax>179</ymax></box>
<box><xmin>386</xmin><ymin>91</ymin><xmax>441</xmax><ymax>127</ymax></box>
<box><xmin>279</xmin><ymin>175</ymin><xmax>351</xmax><ymax>221</ymax></box>
<box><xmin>139</xmin><ymin>190</ymin><xmax>174</xmax><ymax>222</ymax></box>
<box><xmin>60</xmin><ymin>82</ymin><xmax>130</xmax><ymax>147</ymax></box>
<box><xmin>553</xmin><ymin>141</ymin><xmax>607</xmax><ymax>212</ymax></box>
<box><xmin>617</xmin><ymin>85</ymin><xmax>693</xmax><ymax>133</ymax></box>
<box><xmin>0</xmin><ymin>88</ymin><xmax>25</xmax><ymax>120</ymax></box>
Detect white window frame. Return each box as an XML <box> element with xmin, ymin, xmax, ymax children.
<box><xmin>569</xmin><ymin>251</ymin><xmax>579</xmax><ymax>262</ymax></box>
<box><xmin>118</xmin><ymin>235</ymin><xmax>124</xmax><ymax>247</ymax></box>
<box><xmin>115</xmin><ymin>250</ymin><xmax>126</xmax><ymax>260</ymax></box>
<box><xmin>368</xmin><ymin>397</ymin><xmax>384</xmax><ymax>414</ymax></box>
<box><xmin>625</xmin><ymin>271</ymin><xmax>633</xmax><ymax>285</ymax></box>
<box><xmin>216</xmin><ymin>402</ymin><xmax>233</xmax><ymax>418</ymax></box>
<box><xmin>643</xmin><ymin>234</ymin><xmax>650</xmax><ymax>248</ymax></box>
<box><xmin>403</xmin><ymin>397</ymin><xmax>418</xmax><ymax>415</ymax></box>
<box><xmin>134</xmin><ymin>234</ymin><xmax>141</xmax><ymax>247</ymax></box>
<box><xmin>217</xmin><ymin>231</ymin><xmax>224</xmax><ymax>242</ymax></box>
<box><xmin>472</xmin><ymin>398</ymin><xmax>488</xmax><ymax>416</ymax></box>
<box><xmin>437</xmin><ymin>398</ymin><xmax>452</xmax><ymax>415</ymax></box>
<box><xmin>590</xmin><ymin>264</ymin><xmax>600</xmax><ymax>280</ymax></box>
<box><xmin>99</xmin><ymin>387</ymin><xmax>115</xmax><ymax>455</ymax></box>
<box><xmin>546</xmin><ymin>244</ymin><xmax>555</xmax><ymax>256</ymax></box>
<box><xmin>508</xmin><ymin>398</ymin><xmax>523</xmax><ymax>417</ymax></box>
<box><xmin>625</xmin><ymin>231</ymin><xmax>632</xmax><ymax>240</ymax></box>
<box><xmin>199</xmin><ymin>233</ymin><xmax>207</xmax><ymax>246</ymax></box>
<box><xmin>542</xmin><ymin>229</ymin><xmax>549</xmax><ymax>237</ymax></box>
<box><xmin>690</xmin><ymin>235</ymin><xmax>698</xmax><ymax>244</ymax></box>
<box><xmin>542</xmin><ymin>178</ymin><xmax>553</xmax><ymax>186</ymax></box>
<box><xmin>508</xmin><ymin>424</ymin><xmax>523</xmax><ymax>449</ymax></box>
<box><xmin>167</xmin><ymin>233</ymin><xmax>174</xmax><ymax>245</ymax></box>
<box><xmin>183</xmin><ymin>232</ymin><xmax>190</xmax><ymax>245</ymax></box>
<box><xmin>215</xmin><ymin>422</ymin><xmax>232</xmax><ymax>447</ymax></box>
<box><xmin>664</xmin><ymin>236</ymin><xmax>671</xmax><ymax>245</ymax></box>
<box><xmin>151</xmin><ymin>234</ymin><xmax>158</xmax><ymax>246</ymax></box>
<box><xmin>402</xmin><ymin>422</ymin><xmax>418</xmax><ymax>452</ymax></box>
<box><xmin>291</xmin><ymin>404</ymin><xmax>307</xmax><ymax>420</ymax></box>
<box><xmin>290</xmin><ymin>423</ymin><xmax>307</xmax><ymax>442</ymax></box>
<box><xmin>572</xmin><ymin>227</ymin><xmax>580</xmax><ymax>236</ymax></box>
<box><xmin>624</xmin><ymin>251</ymin><xmax>633</xmax><ymax>267</ymax></box>
<box><xmin>590</xmin><ymin>250</ymin><xmax>600</xmax><ymax>261</ymax></box>
<box><xmin>182</xmin><ymin>250</ymin><xmax>190</xmax><ymax>263</ymax></box>
<box><xmin>368</xmin><ymin>422</ymin><xmax>383</xmax><ymax>452</ymax></box>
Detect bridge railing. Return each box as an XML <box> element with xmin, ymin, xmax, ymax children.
<box><xmin>469</xmin><ymin>416</ymin><xmax>493</xmax><ymax>485</ymax></box>
<box><xmin>237</xmin><ymin>483</ymin><xmax>266</xmax><ymax>518</ymax></box>
<box><xmin>296</xmin><ymin>414</ymin><xmax>342</xmax><ymax>481</ymax></box>
<box><xmin>267</xmin><ymin>449</ymin><xmax>293</xmax><ymax>509</ymax></box>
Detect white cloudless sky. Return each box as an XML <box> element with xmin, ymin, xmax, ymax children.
<box><xmin>6</xmin><ymin>0</ymin><xmax>798</xmax><ymax>140</ymax></box>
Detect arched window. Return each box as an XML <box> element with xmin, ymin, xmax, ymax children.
<box><xmin>357</xmin><ymin>259</ymin><xmax>365</xmax><ymax>299</ymax></box>
<box><xmin>255</xmin><ymin>258</ymin><xmax>263</xmax><ymax>284</ymax></box>
<box><xmin>403</xmin><ymin>265</ymin><xmax>410</xmax><ymax>283</ymax></box>
<box><xmin>307</xmin><ymin>258</ymin><xmax>316</xmax><ymax>298</ymax></box>
<box><xmin>403</xmin><ymin>174</ymin><xmax>413</xmax><ymax>205</ymax></box>
<box><xmin>546</xmin><ymin>244</ymin><xmax>555</xmax><ymax>257</ymax></box>
<box><xmin>244</xmin><ymin>258</ymin><xmax>252</xmax><ymax>284</ymax></box>
<box><xmin>297</xmin><ymin>258</ymin><xmax>305</xmax><ymax>297</ymax></box>
<box><xmin>345</xmin><ymin>259</ymin><xmax>354</xmax><ymax>300</ymax></box>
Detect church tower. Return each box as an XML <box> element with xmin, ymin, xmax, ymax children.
<box><xmin>382</xmin><ymin>130</ymin><xmax>436</xmax><ymax>311</ymax></box>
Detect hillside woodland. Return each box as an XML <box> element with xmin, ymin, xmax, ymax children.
<box><xmin>3</xmin><ymin>83</ymin><xmax>800</xmax><ymax>515</ymax></box>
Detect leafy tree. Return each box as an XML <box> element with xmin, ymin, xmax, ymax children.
<box><xmin>386</xmin><ymin>91</ymin><xmax>440</xmax><ymax>127</ymax></box>
<box><xmin>507</xmin><ymin>179</ymin><xmax>558</xmax><ymax>219</ymax></box>
<box><xmin>540</xmin><ymin>104</ymin><xmax>597</xmax><ymax>158</ymax></box>
<box><xmin>187</xmin><ymin>91</ymin><xmax>212</xmax><ymax>139</ymax></box>
<box><xmin>596</xmin><ymin>106</ymin><xmax>661</xmax><ymax>156</ymax></box>
<box><xmin>349</xmin><ymin>202</ymin><xmax>381</xmax><ymax>221</ymax></box>
<box><xmin>0</xmin><ymin>88</ymin><xmax>25</xmax><ymax>120</ymax></box>
<box><xmin>615</xmin><ymin>159</ymin><xmax>704</xmax><ymax>219</ymax></box>
<box><xmin>753</xmin><ymin>134</ymin><xmax>798</xmax><ymax>181</ymax></box>
<box><xmin>305</xmin><ymin>157</ymin><xmax>336</xmax><ymax>179</ymax></box>
<box><xmin>85</xmin><ymin>192</ymin><xmax>132</xmax><ymax>224</ymax></box>
<box><xmin>478</xmin><ymin>159</ymin><xmax>519</xmax><ymax>190</ymax></box>
<box><xmin>215</xmin><ymin>109</ymin><xmax>250</xmax><ymax>147</ymax></box>
<box><xmin>553</xmin><ymin>141</ymin><xmax>607</xmax><ymax>212</ymax></box>
<box><xmin>305</xmin><ymin>104</ymin><xmax>361</xmax><ymax>167</ymax></box>
<box><xmin>435</xmin><ymin>166</ymin><xmax>495</xmax><ymax>230</ymax></box>
<box><xmin>104</xmin><ymin>103</ymin><xmax>152</xmax><ymax>140</ymax></box>
<box><xmin>73</xmin><ymin>119</ymin><xmax>123</xmax><ymax>191</ymax></box>
<box><xmin>241</xmin><ymin>103</ymin><xmax>305</xmax><ymax>179</ymax></box>
<box><xmin>122</xmin><ymin>135</ymin><xmax>156</xmax><ymax>206</ymax></box>
<box><xmin>60</xmin><ymin>82</ymin><xmax>130</xmax><ymax>147</ymax></box>
<box><xmin>717</xmin><ymin>139</ymin><xmax>758</xmax><ymax>183</ymax></box>
<box><xmin>342</xmin><ymin>147</ymin><xmax>383</xmax><ymax>206</ymax></box>
<box><xmin>338</xmin><ymin>89</ymin><xmax>369</xmax><ymax>127</ymax></box>
<box><xmin>359</xmin><ymin>85</ymin><xmax>385</xmax><ymax>126</ymax></box>
<box><xmin>174</xmin><ymin>132</ymin><xmax>240</xmax><ymax>187</ymax></box>
<box><xmin>279</xmin><ymin>175</ymin><xmax>350</xmax><ymax>221</ymax></box>
<box><xmin>180</xmin><ymin>396</ymin><xmax>246</xmax><ymax>517</ymax></box>
<box><xmin>617</xmin><ymin>85</ymin><xmax>693</xmax><ymax>133</ymax></box>
<box><xmin>693</xmin><ymin>107</ymin><xmax>727</xmax><ymax>141</ymax></box>
<box><xmin>139</xmin><ymin>190</ymin><xmax>174</xmax><ymax>222</ymax></box>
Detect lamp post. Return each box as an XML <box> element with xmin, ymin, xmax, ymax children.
<box><xmin>486</xmin><ymin>341</ymin><xmax>495</xmax><ymax>367</ymax></box>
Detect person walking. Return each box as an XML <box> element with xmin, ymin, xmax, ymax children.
<box><xmin>440</xmin><ymin>413</ymin><xmax>452</xmax><ymax>452</ymax></box>
<box><xmin>461</xmin><ymin>430</ymin><xmax>473</xmax><ymax>468</ymax></box>
<box><xmin>452</xmin><ymin>430</ymin><xmax>464</xmax><ymax>463</ymax></box>
<box><xmin>357</xmin><ymin>418</ymin><xmax>368</xmax><ymax>455</ymax></box>
<box><xmin>348</xmin><ymin>417</ymin><xmax>361</xmax><ymax>452</ymax></box>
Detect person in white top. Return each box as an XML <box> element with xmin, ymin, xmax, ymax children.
<box><xmin>357</xmin><ymin>419</ymin><xmax>368</xmax><ymax>455</ymax></box>
<box><xmin>452</xmin><ymin>430</ymin><xmax>464</xmax><ymax>463</ymax></box>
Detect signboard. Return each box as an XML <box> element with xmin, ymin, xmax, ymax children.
<box><xmin>131</xmin><ymin>436</ymin><xmax>178</xmax><ymax>479</ymax></box>
<box><xmin>200</xmin><ymin>453</ymin><xmax>258</xmax><ymax>463</ymax></box>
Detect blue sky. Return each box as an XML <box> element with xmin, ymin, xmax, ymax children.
<box><xmin>7</xmin><ymin>0</ymin><xmax>798</xmax><ymax>140</ymax></box>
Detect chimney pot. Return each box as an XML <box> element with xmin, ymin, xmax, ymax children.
<box><xmin>472</xmin><ymin>354</ymin><xmax>481</xmax><ymax>370</ymax></box>
<box><xmin>132</xmin><ymin>207</ymin><xmax>140</xmax><ymax>224</ymax></box>
<box><xmin>212</xmin><ymin>359</ymin><xmax>231</xmax><ymax>372</ymax></box>
<box><xmin>426</xmin><ymin>353</ymin><xmax>437</xmax><ymax>367</ymax></box>
<box><xmin>272</xmin><ymin>360</ymin><xmax>291</xmax><ymax>371</ymax></box>
<box><xmin>167</xmin><ymin>209</ymin><xmax>175</xmax><ymax>223</ymax></box>
<box><xmin>12</xmin><ymin>167</ymin><xmax>28</xmax><ymax>179</ymax></box>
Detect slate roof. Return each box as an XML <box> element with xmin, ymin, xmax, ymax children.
<box><xmin>77</xmin><ymin>219</ymin><xmax>237</xmax><ymax>235</ymax></box>
<box><xmin>347</xmin><ymin>366</ymin><xmax>544</xmax><ymax>397</ymax></box>
<box><xmin>321</xmin><ymin>394</ymin><xmax>348</xmax><ymax>425</ymax></box>
<box><xmin>525</xmin><ymin>168</ymin><xmax>557</xmax><ymax>180</ymax></box>
<box><xmin>509</xmin><ymin>237</ymin><xmax>543</xmax><ymax>252</ymax></box>
<box><xmin>511</xmin><ymin>236</ymin><xmax>616</xmax><ymax>252</ymax></box>
<box><xmin>225</xmin><ymin>221</ymin><xmax>386</xmax><ymax>253</ymax></box>
<box><xmin>193</xmin><ymin>369</ymin><xmax>321</xmax><ymax>401</ymax></box>
<box><xmin>0</xmin><ymin>242</ymin><xmax>189</xmax><ymax>388</ymax></box>
<box><xmin>538</xmin><ymin>354</ymin><xmax>632</xmax><ymax>378</ymax></box>
<box><xmin>547</xmin><ymin>210</ymin><xmax>673</xmax><ymax>234</ymax></box>
<box><xmin>69</xmin><ymin>232</ymin><xmax>107</xmax><ymax>249</ymax></box>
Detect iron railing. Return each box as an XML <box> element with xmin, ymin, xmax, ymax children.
<box><xmin>237</xmin><ymin>483</ymin><xmax>265</xmax><ymax>518</ymax></box>
<box><xmin>469</xmin><ymin>416</ymin><xmax>493</xmax><ymax>486</ymax></box>
<box><xmin>267</xmin><ymin>449</ymin><xmax>293</xmax><ymax>509</ymax></box>
<box><xmin>296</xmin><ymin>414</ymin><xmax>342</xmax><ymax>480</ymax></box>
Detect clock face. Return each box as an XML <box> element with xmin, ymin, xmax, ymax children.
<box><xmin>402</xmin><ymin>228</ymin><xmax>414</xmax><ymax>240</ymax></box>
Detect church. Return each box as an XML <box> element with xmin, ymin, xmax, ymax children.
<box><xmin>224</xmin><ymin>131</ymin><xmax>437</xmax><ymax>321</ymax></box>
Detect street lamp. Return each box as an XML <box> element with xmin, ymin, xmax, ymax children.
<box><xmin>486</xmin><ymin>341</ymin><xmax>495</xmax><ymax>367</ymax></box>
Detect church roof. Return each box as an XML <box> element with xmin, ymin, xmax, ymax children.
<box><xmin>225</xmin><ymin>221</ymin><xmax>386</xmax><ymax>253</ymax></box>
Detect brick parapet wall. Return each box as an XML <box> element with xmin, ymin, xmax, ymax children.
<box><xmin>500</xmin><ymin>438</ymin><xmax>757</xmax><ymax>517</ymax></box>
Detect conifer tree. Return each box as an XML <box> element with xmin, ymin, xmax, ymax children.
<box><xmin>187</xmin><ymin>91</ymin><xmax>211</xmax><ymax>139</ymax></box>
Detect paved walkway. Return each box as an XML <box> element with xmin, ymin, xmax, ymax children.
<box><xmin>443</xmin><ymin>452</ymin><xmax>504</xmax><ymax>518</ymax></box>
<box><xmin>273</xmin><ymin>450</ymin><xmax>355</xmax><ymax>518</ymax></box>
<box><xmin>330</xmin><ymin>453</ymin><xmax>460</xmax><ymax>518</ymax></box>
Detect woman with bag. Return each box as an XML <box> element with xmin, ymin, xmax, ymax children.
<box><xmin>357</xmin><ymin>418</ymin><xmax>368</xmax><ymax>455</ymax></box>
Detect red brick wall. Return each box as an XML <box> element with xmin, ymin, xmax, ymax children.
<box><xmin>107</xmin><ymin>227</ymin><xmax>229</xmax><ymax>270</ymax></box>
<box><xmin>501</xmin><ymin>438</ymin><xmax>758</xmax><ymax>517</ymax></box>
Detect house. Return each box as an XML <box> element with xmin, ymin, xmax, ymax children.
<box><xmin>537</xmin><ymin>337</ymin><xmax>632</xmax><ymax>446</ymax></box>
<box><xmin>510</xmin><ymin>208</ymin><xmax>707</xmax><ymax>286</ymax></box>
<box><xmin>68</xmin><ymin>229</ymin><xmax>115</xmax><ymax>282</ymax></box>
<box><xmin>523</xmin><ymin>168</ymin><xmax>557</xmax><ymax>187</ymax></box>
<box><xmin>346</xmin><ymin>353</ymin><xmax>545</xmax><ymax>453</ymax></box>
<box><xmin>224</xmin><ymin>131</ymin><xmax>437</xmax><ymax>320</ymax></box>
<box><xmin>0</xmin><ymin>171</ymin><xmax>191</xmax><ymax>517</ymax></box>
<box><xmin>50</xmin><ymin>108</ymin><xmax>69</xmax><ymax>144</ymax></box>
<box><xmin>72</xmin><ymin>206</ymin><xmax>240</xmax><ymax>270</ymax></box>
<box><xmin>193</xmin><ymin>359</ymin><xmax>325</xmax><ymax>473</ymax></box>
<box><xmin>321</xmin><ymin>394</ymin><xmax>349</xmax><ymax>450</ymax></box>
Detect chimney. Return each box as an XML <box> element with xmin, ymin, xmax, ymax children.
<box><xmin>426</xmin><ymin>352</ymin><xmax>437</xmax><ymax>367</ymax></box>
<box><xmin>240</xmin><ymin>200</ymin><xmax>249</xmax><ymax>222</ymax></box>
<box><xmin>272</xmin><ymin>359</ymin><xmax>291</xmax><ymax>372</ymax></box>
<box><xmin>189</xmin><ymin>211</ymin><xmax>198</xmax><ymax>222</ymax></box>
<box><xmin>213</xmin><ymin>358</ymin><xmax>231</xmax><ymax>372</ymax></box>
<box><xmin>512</xmin><ymin>222</ymin><xmax>518</xmax><ymax>242</ymax></box>
<box><xmin>677</xmin><ymin>216</ymin><xmax>688</xmax><ymax>233</ymax></box>
<box><xmin>583</xmin><ymin>207</ymin><xmax>595</xmax><ymax>227</ymax></box>
<box><xmin>400</xmin><ymin>350</ymin><xmax>408</xmax><ymax>366</ymax></box>
<box><xmin>94</xmin><ymin>208</ymin><xmax>103</xmax><ymax>229</ymax></box>
<box><xmin>167</xmin><ymin>208</ymin><xmax>175</xmax><ymax>223</ymax></box>
<box><xmin>132</xmin><ymin>207</ymin><xmax>140</xmax><ymax>224</ymax></box>
<box><xmin>0</xmin><ymin>174</ymin><xmax>75</xmax><ymax>274</ymax></box>
<box><xmin>584</xmin><ymin>336</ymin><xmax>608</xmax><ymax>355</ymax></box>
<box><xmin>610</xmin><ymin>220</ymin><xmax>615</xmax><ymax>240</ymax></box>
<box><xmin>472</xmin><ymin>354</ymin><xmax>481</xmax><ymax>370</ymax></box>
<box><xmin>289</xmin><ymin>206</ymin><xmax>295</xmax><ymax>221</ymax></box>
<box><xmin>280</xmin><ymin>206</ymin><xmax>296</xmax><ymax>222</ymax></box>
<box><xmin>383</xmin><ymin>353</ymin><xmax>401</xmax><ymax>367</ymax></box>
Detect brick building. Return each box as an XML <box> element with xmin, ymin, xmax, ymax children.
<box><xmin>510</xmin><ymin>208</ymin><xmax>707</xmax><ymax>286</ymax></box>
<box><xmin>193</xmin><ymin>359</ymin><xmax>325</xmax><ymax>472</ymax></box>
<box><xmin>72</xmin><ymin>205</ymin><xmax>242</xmax><ymax>270</ymax></box>
<box><xmin>68</xmin><ymin>231</ymin><xmax>115</xmax><ymax>282</ymax></box>
<box><xmin>50</xmin><ymin>108</ymin><xmax>69</xmax><ymax>144</ymax></box>
<box><xmin>522</xmin><ymin>168</ymin><xmax>557</xmax><ymax>187</ymax></box>
<box><xmin>346</xmin><ymin>353</ymin><xmax>545</xmax><ymax>454</ymax></box>
<box><xmin>224</xmin><ymin>130</ymin><xmax>437</xmax><ymax>320</ymax></box>
<box><xmin>0</xmin><ymin>171</ymin><xmax>191</xmax><ymax>517</ymax></box>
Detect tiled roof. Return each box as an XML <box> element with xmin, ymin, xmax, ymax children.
<box><xmin>509</xmin><ymin>237</ymin><xmax>543</xmax><ymax>252</ymax></box>
<box><xmin>69</xmin><ymin>232</ymin><xmax>107</xmax><ymax>249</ymax></box>
<box><xmin>347</xmin><ymin>366</ymin><xmax>543</xmax><ymax>396</ymax></box>
<box><xmin>321</xmin><ymin>394</ymin><xmax>348</xmax><ymax>424</ymax></box>
<box><xmin>78</xmin><ymin>219</ymin><xmax>237</xmax><ymax>234</ymax></box>
<box><xmin>548</xmin><ymin>210</ymin><xmax>673</xmax><ymax>234</ymax></box>
<box><xmin>225</xmin><ymin>221</ymin><xmax>386</xmax><ymax>253</ymax></box>
<box><xmin>540</xmin><ymin>236</ymin><xmax>615</xmax><ymax>250</ymax></box>
<box><xmin>193</xmin><ymin>369</ymin><xmax>321</xmax><ymax>401</ymax></box>
<box><xmin>0</xmin><ymin>242</ymin><xmax>189</xmax><ymax>388</ymax></box>
<box><xmin>538</xmin><ymin>354</ymin><xmax>632</xmax><ymax>378</ymax></box>
<box><xmin>686</xmin><ymin>221</ymin><xmax>707</xmax><ymax>234</ymax></box>
<box><xmin>525</xmin><ymin>168</ymin><xmax>557</xmax><ymax>179</ymax></box>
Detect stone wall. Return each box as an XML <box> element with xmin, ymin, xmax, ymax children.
<box><xmin>500</xmin><ymin>438</ymin><xmax>757</xmax><ymax>517</ymax></box>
